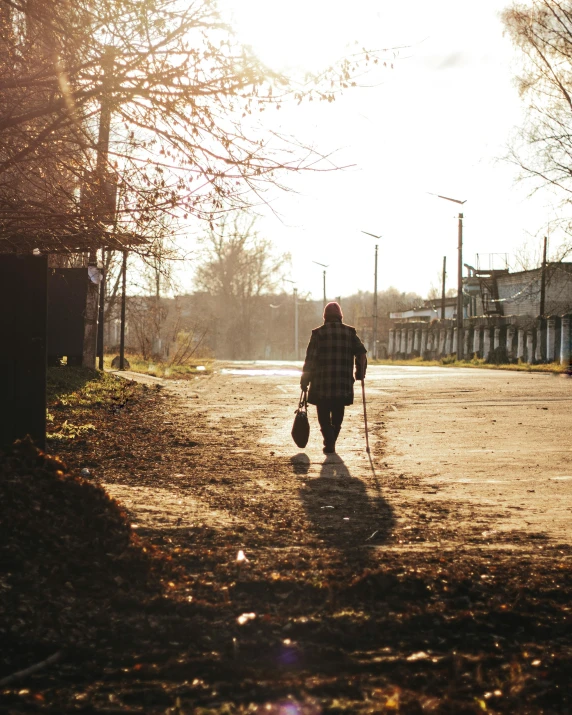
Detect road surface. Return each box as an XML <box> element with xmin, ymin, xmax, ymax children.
<box><xmin>84</xmin><ymin>362</ymin><xmax>572</xmax><ymax>712</ymax></box>
<box><xmin>107</xmin><ymin>362</ymin><xmax>572</xmax><ymax>553</ymax></box>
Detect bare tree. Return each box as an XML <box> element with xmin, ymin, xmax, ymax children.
<box><xmin>342</xmin><ymin>287</ymin><xmax>424</xmax><ymax>320</ymax></box>
<box><xmin>194</xmin><ymin>212</ymin><xmax>289</xmax><ymax>357</ymax></box>
<box><xmin>0</xmin><ymin>1</ymin><xmax>391</xmax><ymax>254</ymax></box>
<box><xmin>510</xmin><ymin>232</ymin><xmax>572</xmax><ymax>272</ymax></box>
<box><xmin>427</xmin><ymin>269</ymin><xmax>456</xmax><ymax>301</ymax></box>
<box><xmin>502</xmin><ymin>1</ymin><xmax>572</xmax><ymax>259</ymax></box>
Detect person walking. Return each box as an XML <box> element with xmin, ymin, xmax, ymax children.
<box><xmin>300</xmin><ymin>301</ymin><xmax>367</xmax><ymax>454</ymax></box>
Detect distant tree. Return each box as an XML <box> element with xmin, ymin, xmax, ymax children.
<box><xmin>378</xmin><ymin>287</ymin><xmax>424</xmax><ymax>314</ymax></box>
<box><xmin>343</xmin><ymin>287</ymin><xmax>423</xmax><ymax>322</ymax></box>
<box><xmin>510</xmin><ymin>234</ymin><xmax>572</xmax><ymax>272</ymax></box>
<box><xmin>105</xmin><ymin>213</ymin><xmax>181</xmax><ymax>356</ymax></box>
<box><xmin>427</xmin><ymin>269</ymin><xmax>456</xmax><ymax>301</ymax></box>
<box><xmin>194</xmin><ymin>212</ymin><xmax>289</xmax><ymax>358</ymax></box>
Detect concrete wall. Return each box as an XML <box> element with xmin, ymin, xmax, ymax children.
<box><xmin>388</xmin><ymin>313</ymin><xmax>572</xmax><ymax>365</ymax></box>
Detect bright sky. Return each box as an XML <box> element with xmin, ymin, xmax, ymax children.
<box><xmin>198</xmin><ymin>0</ymin><xmax>558</xmax><ymax>302</ymax></box>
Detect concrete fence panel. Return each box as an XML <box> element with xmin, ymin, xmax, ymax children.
<box><xmin>526</xmin><ymin>330</ymin><xmax>534</xmax><ymax>364</ymax></box>
<box><xmin>483</xmin><ymin>327</ymin><xmax>491</xmax><ymax>361</ymax></box>
<box><xmin>546</xmin><ymin>316</ymin><xmax>557</xmax><ymax>362</ymax></box>
<box><xmin>535</xmin><ymin>320</ymin><xmax>543</xmax><ymax>363</ymax></box>
<box><xmin>561</xmin><ymin>314</ymin><xmax>572</xmax><ymax>365</ymax></box>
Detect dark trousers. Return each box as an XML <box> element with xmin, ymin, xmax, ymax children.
<box><xmin>316</xmin><ymin>399</ymin><xmax>345</xmax><ymax>446</ymax></box>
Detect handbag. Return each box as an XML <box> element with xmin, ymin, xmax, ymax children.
<box><xmin>291</xmin><ymin>390</ymin><xmax>310</xmax><ymax>448</ymax></box>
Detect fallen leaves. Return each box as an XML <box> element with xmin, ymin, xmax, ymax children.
<box><xmin>1</xmin><ymin>369</ymin><xmax>571</xmax><ymax>713</ymax></box>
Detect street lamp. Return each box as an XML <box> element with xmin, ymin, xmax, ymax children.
<box><xmin>362</xmin><ymin>230</ymin><xmax>382</xmax><ymax>360</ymax></box>
<box><xmin>429</xmin><ymin>193</ymin><xmax>467</xmax><ymax>358</ymax></box>
<box><xmin>312</xmin><ymin>261</ymin><xmax>328</xmax><ymax>307</ymax></box>
<box><xmin>284</xmin><ymin>279</ymin><xmax>299</xmax><ymax>361</ymax></box>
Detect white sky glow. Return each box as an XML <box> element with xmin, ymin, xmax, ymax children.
<box><xmin>194</xmin><ymin>0</ymin><xmax>559</xmax><ymax>303</ymax></box>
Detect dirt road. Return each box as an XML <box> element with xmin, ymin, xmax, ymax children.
<box><xmin>15</xmin><ymin>363</ymin><xmax>569</xmax><ymax>713</ymax></box>
<box><xmin>372</xmin><ymin>365</ymin><xmax>572</xmax><ymax>548</ymax></box>
<box><xmin>106</xmin><ymin>363</ymin><xmax>572</xmax><ymax>554</ymax></box>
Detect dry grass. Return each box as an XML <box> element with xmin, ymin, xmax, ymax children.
<box><xmin>103</xmin><ymin>353</ymin><xmax>213</xmax><ymax>378</ymax></box>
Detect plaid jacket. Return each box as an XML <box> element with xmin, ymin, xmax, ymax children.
<box><xmin>301</xmin><ymin>319</ymin><xmax>367</xmax><ymax>405</ymax></box>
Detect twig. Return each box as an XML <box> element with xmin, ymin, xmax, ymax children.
<box><xmin>0</xmin><ymin>651</ymin><xmax>63</xmax><ymax>688</ymax></box>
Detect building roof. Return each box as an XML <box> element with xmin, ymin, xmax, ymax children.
<box><xmin>0</xmin><ymin>226</ymin><xmax>147</xmax><ymax>254</ymax></box>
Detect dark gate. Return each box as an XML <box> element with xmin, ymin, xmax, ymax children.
<box><xmin>0</xmin><ymin>254</ymin><xmax>48</xmax><ymax>449</ymax></box>
<box><xmin>47</xmin><ymin>267</ymin><xmax>88</xmax><ymax>365</ymax></box>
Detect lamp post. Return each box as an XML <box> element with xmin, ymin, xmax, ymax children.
<box><xmin>429</xmin><ymin>193</ymin><xmax>467</xmax><ymax>359</ymax></box>
<box><xmin>119</xmin><ymin>250</ymin><xmax>127</xmax><ymax>370</ymax></box>
<box><xmin>362</xmin><ymin>230</ymin><xmax>382</xmax><ymax>360</ymax></box>
<box><xmin>312</xmin><ymin>261</ymin><xmax>328</xmax><ymax>307</ymax></box>
<box><xmin>285</xmin><ymin>279</ymin><xmax>299</xmax><ymax>360</ymax></box>
<box><xmin>441</xmin><ymin>255</ymin><xmax>447</xmax><ymax>320</ymax></box>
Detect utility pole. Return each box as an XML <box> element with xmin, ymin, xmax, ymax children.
<box><xmin>97</xmin><ymin>251</ymin><xmax>106</xmax><ymax>370</ymax></box>
<box><xmin>294</xmin><ymin>287</ymin><xmax>299</xmax><ymax>360</ymax></box>
<box><xmin>95</xmin><ymin>47</ymin><xmax>115</xmax><ymax>371</ymax></box>
<box><xmin>539</xmin><ymin>235</ymin><xmax>548</xmax><ymax>317</ymax></box>
<box><xmin>285</xmin><ymin>279</ymin><xmax>299</xmax><ymax>360</ymax></box>
<box><xmin>362</xmin><ymin>231</ymin><xmax>382</xmax><ymax>360</ymax></box>
<box><xmin>119</xmin><ymin>250</ymin><xmax>127</xmax><ymax>370</ymax></box>
<box><xmin>457</xmin><ymin>212</ymin><xmax>463</xmax><ymax>358</ymax></box>
<box><xmin>429</xmin><ymin>194</ymin><xmax>466</xmax><ymax>359</ymax></box>
<box><xmin>95</xmin><ymin>48</ymin><xmax>114</xmax><ymax>194</ymax></box>
<box><xmin>373</xmin><ymin>244</ymin><xmax>378</xmax><ymax>359</ymax></box>
<box><xmin>312</xmin><ymin>261</ymin><xmax>328</xmax><ymax>308</ymax></box>
<box><xmin>441</xmin><ymin>255</ymin><xmax>447</xmax><ymax>320</ymax></box>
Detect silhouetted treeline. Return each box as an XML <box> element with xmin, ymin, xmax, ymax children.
<box><xmin>107</xmin><ymin>287</ymin><xmax>423</xmax><ymax>361</ymax></box>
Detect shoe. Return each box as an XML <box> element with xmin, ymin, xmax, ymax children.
<box><xmin>332</xmin><ymin>425</ymin><xmax>341</xmax><ymax>452</ymax></box>
<box><xmin>322</xmin><ymin>428</ymin><xmax>335</xmax><ymax>454</ymax></box>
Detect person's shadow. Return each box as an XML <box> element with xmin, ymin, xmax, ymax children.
<box><xmin>292</xmin><ymin>453</ymin><xmax>394</xmax><ymax>558</ymax></box>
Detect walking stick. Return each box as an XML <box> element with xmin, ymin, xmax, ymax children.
<box><xmin>361</xmin><ymin>378</ymin><xmax>370</xmax><ymax>453</ymax></box>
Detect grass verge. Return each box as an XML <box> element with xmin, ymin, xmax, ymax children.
<box><xmin>46</xmin><ymin>366</ymin><xmax>149</xmax><ymax>443</ymax></box>
<box><xmin>374</xmin><ymin>356</ymin><xmax>570</xmax><ymax>373</ymax></box>
<box><xmin>103</xmin><ymin>353</ymin><xmax>212</xmax><ymax>379</ymax></box>
<box><xmin>47</xmin><ymin>366</ymin><xmax>133</xmax><ymax>404</ymax></box>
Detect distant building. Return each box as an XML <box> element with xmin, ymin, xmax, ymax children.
<box><xmin>390</xmin><ymin>297</ymin><xmax>457</xmax><ymax>322</ymax></box>
<box><xmin>389</xmin><ymin>262</ymin><xmax>572</xmax><ymax>325</ymax></box>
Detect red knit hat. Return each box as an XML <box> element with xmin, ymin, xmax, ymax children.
<box><xmin>323</xmin><ymin>301</ymin><xmax>343</xmax><ymax>321</ymax></box>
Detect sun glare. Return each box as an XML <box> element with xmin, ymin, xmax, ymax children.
<box><xmin>220</xmin><ymin>0</ymin><xmax>359</xmax><ymax>73</ymax></box>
